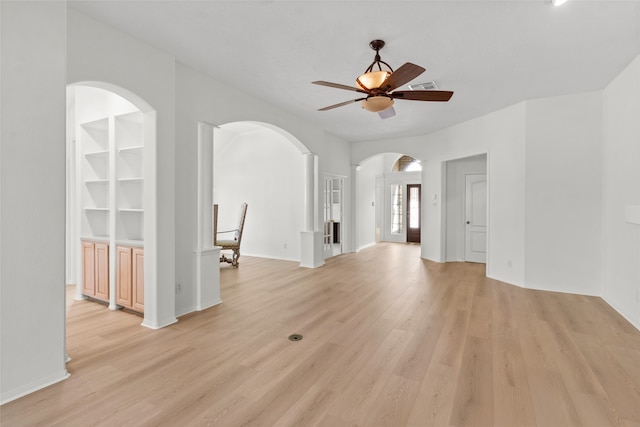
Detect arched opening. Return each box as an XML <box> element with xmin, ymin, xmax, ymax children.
<box><xmin>355</xmin><ymin>152</ymin><xmax>424</xmax><ymax>249</ymax></box>
<box><xmin>66</xmin><ymin>82</ymin><xmax>158</xmax><ymax>333</ymax></box>
<box><xmin>212</xmin><ymin>121</ymin><xmax>314</xmax><ymax>264</ymax></box>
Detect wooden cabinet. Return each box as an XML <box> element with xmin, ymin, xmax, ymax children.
<box><xmin>82</xmin><ymin>240</ymin><xmax>109</xmax><ymax>301</ymax></box>
<box><xmin>116</xmin><ymin>246</ymin><xmax>132</xmax><ymax>307</ymax></box>
<box><xmin>116</xmin><ymin>245</ymin><xmax>144</xmax><ymax>313</ymax></box>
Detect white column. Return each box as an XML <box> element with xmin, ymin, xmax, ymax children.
<box><xmin>108</xmin><ymin>116</ymin><xmax>118</xmax><ymax>310</ymax></box>
<box><xmin>300</xmin><ymin>152</ymin><xmax>323</xmax><ymax>268</ymax></box>
<box><xmin>351</xmin><ymin>165</ymin><xmax>360</xmax><ymax>252</ymax></box>
<box><xmin>198</xmin><ymin>122</ymin><xmax>215</xmax><ymax>250</ymax></box>
<box><xmin>303</xmin><ymin>152</ymin><xmax>314</xmax><ymax>232</ymax></box>
<box><xmin>195</xmin><ymin>122</ymin><xmax>221</xmax><ymax>310</ymax></box>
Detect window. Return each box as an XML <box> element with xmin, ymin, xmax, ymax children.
<box><xmin>408</xmin><ymin>185</ymin><xmax>420</xmax><ymax>229</ymax></box>
<box><xmin>392</xmin><ymin>155</ymin><xmax>422</xmax><ymax>172</ymax></box>
<box><xmin>391</xmin><ymin>184</ymin><xmax>403</xmax><ymax>234</ymax></box>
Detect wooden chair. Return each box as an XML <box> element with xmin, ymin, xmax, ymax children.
<box><xmin>213</xmin><ymin>202</ymin><xmax>248</xmax><ymax>267</ymax></box>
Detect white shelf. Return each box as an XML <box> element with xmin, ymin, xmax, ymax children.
<box><xmin>85</xmin><ymin>179</ymin><xmax>109</xmax><ymax>184</ymax></box>
<box><xmin>116</xmin><ymin>239</ymin><xmax>144</xmax><ymax>247</ymax></box>
<box><xmin>118</xmin><ymin>146</ymin><xmax>143</xmax><ymax>154</ymax></box>
<box><xmin>84</xmin><ymin>207</ymin><xmax>110</xmax><ymax>211</ymax></box>
<box><xmin>81</xmin><ymin>235</ymin><xmax>110</xmax><ymax>243</ymax></box>
<box><xmin>118</xmin><ymin>177</ymin><xmax>143</xmax><ymax>183</ymax></box>
<box><xmin>85</xmin><ymin>150</ymin><xmax>110</xmax><ymax>158</ymax></box>
<box><xmin>118</xmin><ymin>208</ymin><xmax>143</xmax><ymax>213</ymax></box>
<box><xmin>81</xmin><ymin>117</ymin><xmax>109</xmax><ymax>131</ymax></box>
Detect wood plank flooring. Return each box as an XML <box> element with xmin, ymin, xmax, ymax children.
<box><xmin>3</xmin><ymin>242</ymin><xmax>640</xmax><ymax>426</ymax></box>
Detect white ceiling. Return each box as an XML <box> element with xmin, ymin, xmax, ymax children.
<box><xmin>69</xmin><ymin>0</ymin><xmax>640</xmax><ymax>142</ymax></box>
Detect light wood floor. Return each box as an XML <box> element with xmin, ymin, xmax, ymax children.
<box><xmin>3</xmin><ymin>243</ymin><xmax>640</xmax><ymax>426</ymax></box>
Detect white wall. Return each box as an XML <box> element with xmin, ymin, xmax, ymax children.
<box><xmin>602</xmin><ymin>54</ymin><xmax>640</xmax><ymax>329</ymax></box>
<box><xmin>0</xmin><ymin>1</ymin><xmax>68</xmax><ymax>404</ymax></box>
<box><xmin>525</xmin><ymin>91</ymin><xmax>603</xmax><ymax>295</ymax></box>
<box><xmin>445</xmin><ymin>155</ymin><xmax>488</xmax><ymax>262</ymax></box>
<box><xmin>214</xmin><ymin>124</ymin><xmax>303</xmax><ymax>261</ymax></box>
<box><xmin>67</xmin><ymin>9</ymin><xmax>177</xmax><ymax>328</ymax></box>
<box><xmin>356</xmin><ymin>156</ymin><xmax>384</xmax><ymax>249</ymax></box>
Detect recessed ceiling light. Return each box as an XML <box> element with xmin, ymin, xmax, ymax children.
<box><xmin>551</xmin><ymin>0</ymin><xmax>568</xmax><ymax>6</ymax></box>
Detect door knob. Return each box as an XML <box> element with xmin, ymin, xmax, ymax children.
<box><xmin>466</xmin><ymin>221</ymin><xmax>470</xmax><ymax>224</ymax></box>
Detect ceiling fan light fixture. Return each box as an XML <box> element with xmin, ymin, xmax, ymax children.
<box><xmin>361</xmin><ymin>96</ymin><xmax>394</xmax><ymax>113</ymax></box>
<box><xmin>356</xmin><ymin>70</ymin><xmax>391</xmax><ymax>91</ymax></box>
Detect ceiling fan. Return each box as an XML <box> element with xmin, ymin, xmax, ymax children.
<box><xmin>312</xmin><ymin>39</ymin><xmax>453</xmax><ymax>119</ymax></box>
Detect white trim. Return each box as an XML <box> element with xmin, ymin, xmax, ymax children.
<box><xmin>603</xmin><ymin>296</ymin><xmax>640</xmax><ymax>332</ymax></box>
<box><xmin>0</xmin><ymin>370</ymin><xmax>70</xmax><ymax>405</ymax></box>
<box><xmin>141</xmin><ymin>318</ymin><xmax>178</xmax><ymax>330</ymax></box>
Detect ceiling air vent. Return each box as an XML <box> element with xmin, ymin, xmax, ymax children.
<box><xmin>408</xmin><ymin>81</ymin><xmax>439</xmax><ymax>91</ymax></box>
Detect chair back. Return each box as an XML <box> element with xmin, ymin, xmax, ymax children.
<box><xmin>235</xmin><ymin>203</ymin><xmax>248</xmax><ymax>243</ymax></box>
<box><xmin>213</xmin><ymin>203</ymin><xmax>247</xmax><ymax>245</ymax></box>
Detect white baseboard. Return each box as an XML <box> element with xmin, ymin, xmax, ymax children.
<box><xmin>602</xmin><ymin>296</ymin><xmax>640</xmax><ymax>332</ymax></box>
<box><xmin>1</xmin><ymin>369</ymin><xmax>70</xmax><ymax>405</ymax></box>
<box><xmin>141</xmin><ymin>317</ymin><xmax>178</xmax><ymax>330</ymax></box>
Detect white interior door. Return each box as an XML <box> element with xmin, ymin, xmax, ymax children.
<box><xmin>465</xmin><ymin>174</ymin><xmax>487</xmax><ymax>263</ymax></box>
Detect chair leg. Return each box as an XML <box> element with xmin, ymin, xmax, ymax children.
<box><xmin>232</xmin><ymin>249</ymin><xmax>240</xmax><ymax>267</ymax></box>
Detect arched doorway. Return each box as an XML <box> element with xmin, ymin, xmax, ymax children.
<box><xmin>212</xmin><ymin>121</ymin><xmax>315</xmax><ymax>263</ymax></box>
<box><xmin>355</xmin><ymin>152</ymin><xmax>424</xmax><ymax>250</ymax></box>
<box><xmin>66</xmin><ymin>82</ymin><xmax>159</xmax><ymax>330</ymax></box>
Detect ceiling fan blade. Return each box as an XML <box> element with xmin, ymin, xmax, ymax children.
<box><xmin>378</xmin><ymin>106</ymin><xmax>396</xmax><ymax>119</ymax></box>
<box><xmin>381</xmin><ymin>63</ymin><xmax>426</xmax><ymax>92</ymax></box>
<box><xmin>312</xmin><ymin>81</ymin><xmax>369</xmax><ymax>94</ymax></box>
<box><xmin>391</xmin><ymin>90</ymin><xmax>454</xmax><ymax>102</ymax></box>
<box><xmin>318</xmin><ymin>98</ymin><xmax>366</xmax><ymax>111</ymax></box>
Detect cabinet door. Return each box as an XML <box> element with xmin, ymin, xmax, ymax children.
<box><xmin>116</xmin><ymin>246</ymin><xmax>132</xmax><ymax>308</ymax></box>
<box><xmin>132</xmin><ymin>247</ymin><xmax>144</xmax><ymax>312</ymax></box>
<box><xmin>82</xmin><ymin>241</ymin><xmax>95</xmax><ymax>296</ymax></box>
<box><xmin>94</xmin><ymin>242</ymin><xmax>110</xmax><ymax>301</ymax></box>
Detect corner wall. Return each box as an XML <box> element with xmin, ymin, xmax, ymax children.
<box><xmin>602</xmin><ymin>54</ymin><xmax>640</xmax><ymax>329</ymax></box>
<box><xmin>524</xmin><ymin>91</ymin><xmax>603</xmax><ymax>295</ymax></box>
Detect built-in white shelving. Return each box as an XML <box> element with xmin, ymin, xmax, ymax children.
<box><xmin>78</xmin><ymin>111</ymin><xmax>144</xmax><ymax>244</ymax></box>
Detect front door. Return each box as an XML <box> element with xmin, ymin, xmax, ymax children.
<box><xmin>406</xmin><ymin>184</ymin><xmax>421</xmax><ymax>243</ymax></box>
<box><xmin>465</xmin><ymin>174</ymin><xmax>487</xmax><ymax>263</ymax></box>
